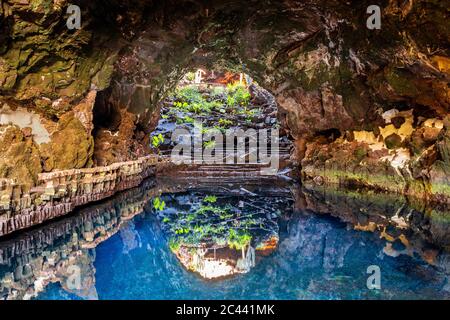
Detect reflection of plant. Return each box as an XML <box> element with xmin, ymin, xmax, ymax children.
<box><xmin>169</xmin><ymin>238</ymin><xmax>182</xmax><ymax>252</ymax></box>
<box><xmin>152</xmin><ymin>134</ymin><xmax>164</xmax><ymax>148</ymax></box>
<box><xmin>195</xmin><ymin>204</ymin><xmax>226</xmax><ymax>216</ymax></box>
<box><xmin>159</xmin><ymin>193</ymin><xmax>277</xmax><ymax>255</ymax></box>
<box><xmin>175</xmin><ymin>227</ymin><xmax>190</xmax><ymax>235</ymax></box>
<box><xmin>227</xmin><ymin>229</ymin><xmax>252</xmax><ymax>250</ymax></box>
<box><xmin>203</xmin><ymin>195</ymin><xmax>217</xmax><ymax>203</ymax></box>
<box><xmin>186</xmin><ymin>213</ymin><xmax>197</xmax><ymax>222</ymax></box>
<box><xmin>153</xmin><ymin>197</ymin><xmax>166</xmax><ymax>211</ymax></box>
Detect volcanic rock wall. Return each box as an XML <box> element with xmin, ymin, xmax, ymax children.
<box><xmin>0</xmin><ymin>0</ymin><xmax>449</xmax><ymax>204</ymax></box>
<box><xmin>0</xmin><ymin>155</ymin><xmax>159</xmax><ymax>237</ymax></box>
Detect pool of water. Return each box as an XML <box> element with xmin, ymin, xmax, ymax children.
<box><xmin>1</xmin><ymin>178</ymin><xmax>449</xmax><ymax>300</ymax></box>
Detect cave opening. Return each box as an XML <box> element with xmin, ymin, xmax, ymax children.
<box><xmin>147</xmin><ymin>68</ymin><xmax>294</xmax><ymax>177</ymax></box>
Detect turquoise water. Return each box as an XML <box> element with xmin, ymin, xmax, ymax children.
<box><xmin>39</xmin><ymin>213</ymin><xmax>449</xmax><ymax>300</ymax></box>
<box><xmin>1</xmin><ymin>179</ymin><xmax>449</xmax><ymax>300</ymax></box>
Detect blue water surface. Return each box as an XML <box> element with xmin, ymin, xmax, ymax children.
<box><xmin>38</xmin><ymin>210</ymin><xmax>450</xmax><ymax>300</ymax></box>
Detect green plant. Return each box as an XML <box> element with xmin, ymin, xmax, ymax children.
<box><xmin>226</xmin><ymin>83</ymin><xmax>251</xmax><ymax>107</ymax></box>
<box><xmin>173</xmin><ymin>101</ymin><xmax>189</xmax><ymax>109</ymax></box>
<box><xmin>211</xmin><ymin>86</ymin><xmax>225</xmax><ymax>98</ymax></box>
<box><xmin>218</xmin><ymin>118</ymin><xmax>233</xmax><ymax>128</ymax></box>
<box><xmin>190</xmin><ymin>103</ymin><xmax>204</xmax><ymax>114</ymax></box>
<box><xmin>152</xmin><ymin>134</ymin><xmax>165</xmax><ymax>148</ymax></box>
<box><xmin>203</xmin><ymin>195</ymin><xmax>217</xmax><ymax>203</ymax></box>
<box><xmin>174</xmin><ymin>86</ymin><xmax>204</xmax><ymax>104</ymax></box>
<box><xmin>177</xmin><ymin>115</ymin><xmax>195</xmax><ymax>124</ymax></box>
<box><xmin>353</xmin><ymin>146</ymin><xmax>368</xmax><ymax>163</ymax></box>
<box><xmin>153</xmin><ymin>197</ymin><xmax>166</xmax><ymax>211</ymax></box>
<box><xmin>185</xmin><ymin>72</ymin><xmax>196</xmax><ymax>81</ymax></box>
<box><xmin>227</xmin><ymin>229</ymin><xmax>252</xmax><ymax>250</ymax></box>
<box><xmin>169</xmin><ymin>238</ymin><xmax>182</xmax><ymax>252</ymax></box>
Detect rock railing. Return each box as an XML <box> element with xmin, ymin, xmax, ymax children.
<box><xmin>0</xmin><ymin>155</ymin><xmax>161</xmax><ymax>237</ymax></box>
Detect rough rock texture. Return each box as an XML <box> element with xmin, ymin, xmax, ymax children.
<box><xmin>0</xmin><ymin>0</ymin><xmax>449</xmax><ymax>200</ymax></box>
<box><xmin>297</xmin><ymin>184</ymin><xmax>450</xmax><ymax>252</ymax></box>
<box><xmin>0</xmin><ymin>125</ymin><xmax>42</xmax><ymax>188</ymax></box>
<box><xmin>0</xmin><ymin>155</ymin><xmax>160</xmax><ymax>237</ymax></box>
<box><xmin>0</xmin><ymin>178</ymin><xmax>165</xmax><ymax>300</ymax></box>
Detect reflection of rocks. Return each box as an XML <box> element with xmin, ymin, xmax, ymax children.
<box><xmin>175</xmin><ymin>245</ymin><xmax>257</xmax><ymax>280</ymax></box>
<box><xmin>58</xmin><ymin>251</ymin><xmax>99</xmax><ymax>301</ymax></box>
<box><xmin>174</xmin><ymin>237</ymin><xmax>279</xmax><ymax>280</ymax></box>
<box><xmin>0</xmin><ymin>177</ymin><xmax>236</xmax><ymax>299</ymax></box>
<box><xmin>0</xmin><ymin>179</ymin><xmax>164</xmax><ymax>300</ymax></box>
<box><xmin>255</xmin><ymin>236</ymin><xmax>279</xmax><ymax>256</ymax></box>
<box><xmin>274</xmin><ymin>213</ymin><xmax>450</xmax><ymax>299</ymax></box>
<box><xmin>156</xmin><ymin>182</ymin><xmax>291</xmax><ymax>279</ymax></box>
<box><xmin>0</xmin><ymin>234</ymin><xmax>97</xmax><ymax>301</ymax></box>
<box><xmin>119</xmin><ymin>221</ymin><xmax>140</xmax><ymax>254</ymax></box>
<box><xmin>300</xmin><ymin>184</ymin><xmax>450</xmax><ymax>271</ymax></box>
<box><xmin>0</xmin><ymin>176</ymin><xmax>449</xmax><ymax>299</ymax></box>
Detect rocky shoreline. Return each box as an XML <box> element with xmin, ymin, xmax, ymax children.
<box><xmin>0</xmin><ymin>155</ymin><xmax>161</xmax><ymax>237</ymax></box>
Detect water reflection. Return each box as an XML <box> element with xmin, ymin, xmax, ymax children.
<box><xmin>299</xmin><ymin>184</ymin><xmax>450</xmax><ymax>273</ymax></box>
<box><xmin>0</xmin><ymin>177</ymin><xmax>449</xmax><ymax>300</ymax></box>
<box><xmin>155</xmin><ymin>185</ymin><xmax>292</xmax><ymax>279</ymax></box>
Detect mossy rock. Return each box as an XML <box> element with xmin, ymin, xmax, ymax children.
<box><xmin>41</xmin><ymin>112</ymin><xmax>94</xmax><ymax>171</ymax></box>
<box><xmin>353</xmin><ymin>146</ymin><xmax>369</xmax><ymax>163</ymax></box>
<box><xmin>384</xmin><ymin>133</ymin><xmax>402</xmax><ymax>149</ymax></box>
<box><xmin>0</xmin><ymin>125</ymin><xmax>42</xmax><ymax>188</ymax></box>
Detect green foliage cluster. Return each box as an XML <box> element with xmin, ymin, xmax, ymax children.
<box><xmin>171</xmin><ymin>86</ymin><xmax>216</xmax><ymax>114</ymax></box>
<box><xmin>153</xmin><ymin>197</ymin><xmax>166</xmax><ymax>211</ymax></box>
<box><xmin>227</xmin><ymin>229</ymin><xmax>252</xmax><ymax>250</ymax></box>
<box><xmin>170</xmin><ymin>83</ymin><xmax>251</xmax><ymax>117</ymax></box>
<box><xmin>176</xmin><ymin>115</ymin><xmax>194</xmax><ymax>124</ymax></box>
<box><xmin>226</xmin><ymin>83</ymin><xmax>251</xmax><ymax>107</ymax></box>
<box><xmin>157</xmin><ymin>195</ymin><xmax>261</xmax><ymax>253</ymax></box>
<box><xmin>203</xmin><ymin>195</ymin><xmax>217</xmax><ymax>203</ymax></box>
<box><xmin>152</xmin><ymin>133</ymin><xmax>164</xmax><ymax>148</ymax></box>
<box><xmin>185</xmin><ymin>72</ymin><xmax>196</xmax><ymax>82</ymax></box>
